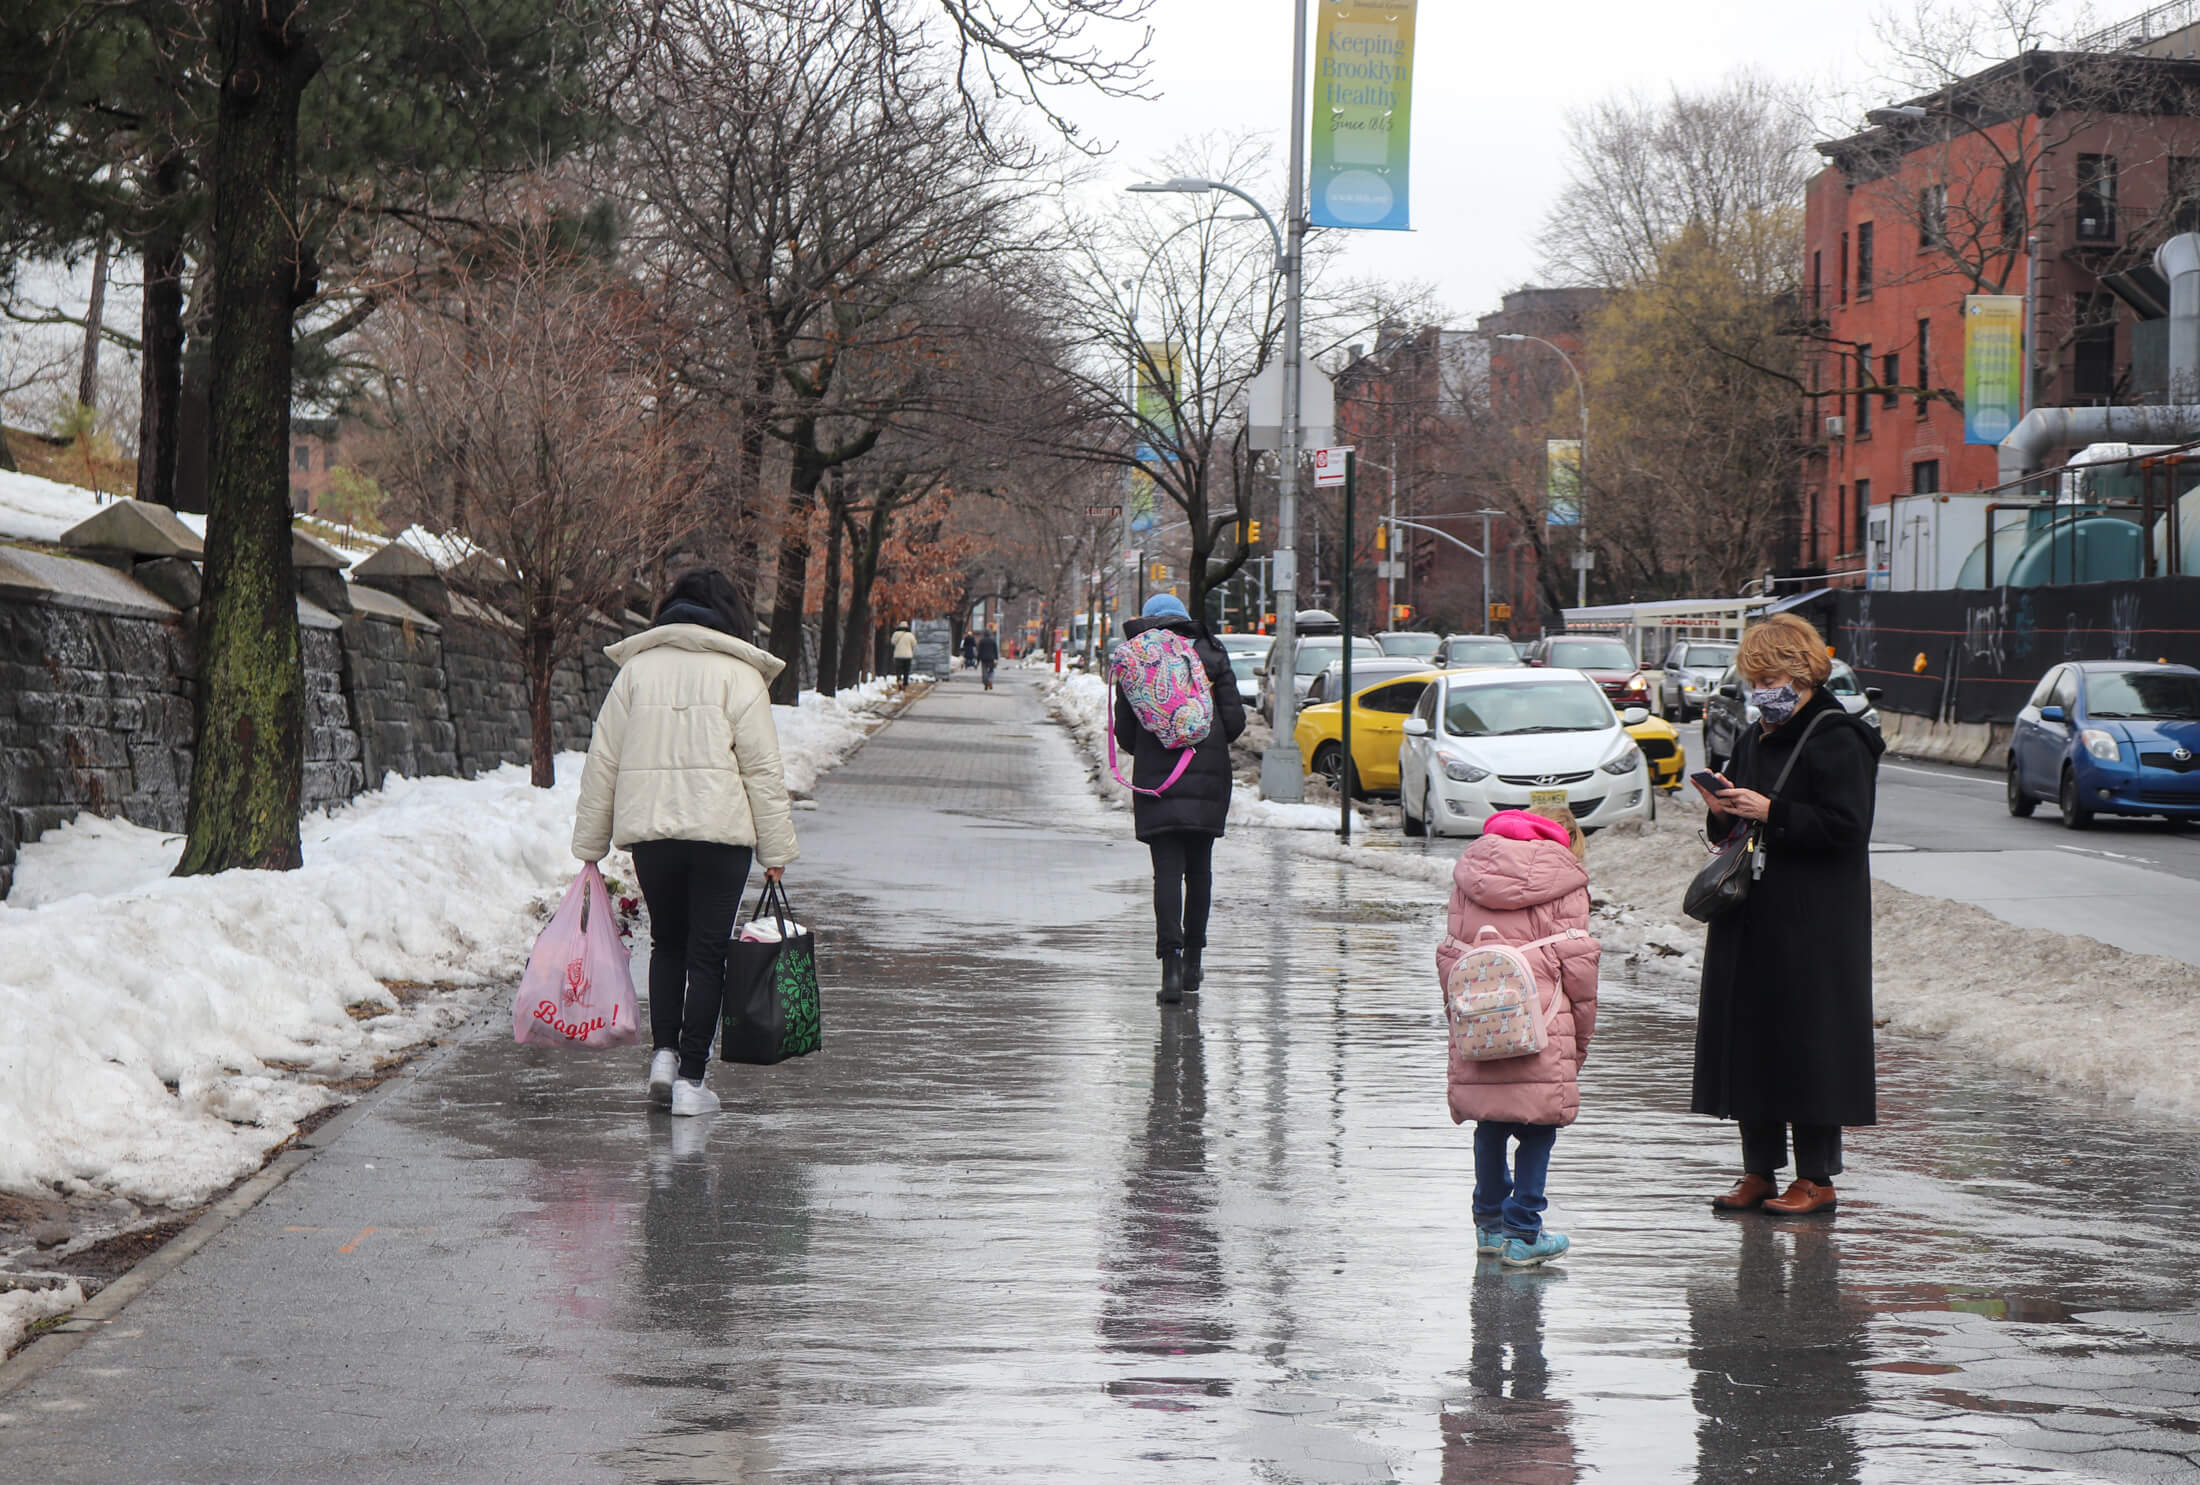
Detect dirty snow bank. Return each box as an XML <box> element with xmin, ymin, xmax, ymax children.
<box><xmin>1587</xmin><ymin>795</ymin><xmax>2200</xmax><ymax>1122</ymax></box>
<box><xmin>0</xmin><ymin>684</ymin><xmax>897</xmax><ymax>1210</ymax></box>
<box><xmin>0</xmin><ymin>1280</ymin><xmax>84</xmax><ymax>1357</ymax></box>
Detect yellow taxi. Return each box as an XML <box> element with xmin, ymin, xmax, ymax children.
<box><xmin>1627</xmin><ymin>710</ymin><xmax>1684</xmax><ymax>791</ymax></box>
<box><xmin>1292</xmin><ymin>669</ymin><xmax>1441</xmax><ymax>794</ymax></box>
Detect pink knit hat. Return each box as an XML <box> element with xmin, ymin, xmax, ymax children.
<box><xmin>1482</xmin><ymin>809</ymin><xmax>1571</xmax><ymax>846</ymax></box>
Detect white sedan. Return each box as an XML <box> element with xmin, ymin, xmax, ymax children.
<box><xmin>1399</xmin><ymin>668</ymin><xmax>1655</xmax><ymax>838</ymax></box>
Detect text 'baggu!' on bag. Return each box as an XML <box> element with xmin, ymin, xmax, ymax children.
<box><xmin>512</xmin><ymin>862</ymin><xmax>640</xmax><ymax>1047</ymax></box>
<box><xmin>1106</xmin><ymin>626</ymin><xmax>1215</xmax><ymax>797</ymax></box>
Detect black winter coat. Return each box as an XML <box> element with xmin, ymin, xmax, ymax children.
<box><xmin>1691</xmin><ymin>686</ymin><xmax>1886</xmax><ymax>1128</ymax></box>
<box><xmin>977</xmin><ymin>633</ymin><xmax>999</xmax><ymax>663</ymax></box>
<box><xmin>1112</xmin><ymin>616</ymin><xmax>1247</xmax><ymax>840</ymax></box>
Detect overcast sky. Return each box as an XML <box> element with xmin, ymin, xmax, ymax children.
<box><xmin>1059</xmin><ymin>0</ymin><xmax>2100</xmax><ymax>324</ymax></box>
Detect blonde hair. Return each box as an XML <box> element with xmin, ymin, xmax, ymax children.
<box><xmin>1735</xmin><ymin>613</ymin><xmax>1833</xmax><ymax>689</ymax></box>
<box><xmin>1530</xmin><ymin>803</ymin><xmax>1588</xmax><ymax>862</ymax></box>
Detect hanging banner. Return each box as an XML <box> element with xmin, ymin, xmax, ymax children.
<box><xmin>1308</xmin><ymin>0</ymin><xmax>1416</xmax><ymax>231</ymax></box>
<box><xmin>1963</xmin><ymin>294</ymin><xmax>2025</xmax><ymax>445</ymax></box>
<box><xmin>1545</xmin><ymin>439</ymin><xmax>1581</xmax><ymax>525</ymax></box>
<box><xmin>1134</xmin><ymin>341</ymin><xmax>1180</xmax><ymax>457</ymax></box>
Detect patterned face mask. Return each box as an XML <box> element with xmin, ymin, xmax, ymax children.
<box><xmin>1750</xmin><ymin>683</ymin><xmax>1801</xmax><ymax>725</ymax></box>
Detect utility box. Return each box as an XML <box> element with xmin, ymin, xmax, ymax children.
<box><xmin>1884</xmin><ymin>494</ymin><xmax>1997</xmax><ymax>591</ymax></box>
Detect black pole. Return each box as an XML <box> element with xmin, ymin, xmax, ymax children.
<box><xmin>1340</xmin><ymin>449</ymin><xmax>1355</xmax><ymax>842</ymax></box>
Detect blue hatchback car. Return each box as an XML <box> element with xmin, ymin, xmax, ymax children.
<box><xmin>2007</xmin><ymin>661</ymin><xmax>2200</xmax><ymax>828</ymax></box>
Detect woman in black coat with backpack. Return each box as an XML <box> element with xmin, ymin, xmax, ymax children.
<box><xmin>1112</xmin><ymin>593</ymin><xmax>1247</xmax><ymax>1004</ymax></box>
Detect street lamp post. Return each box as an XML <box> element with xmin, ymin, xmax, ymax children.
<box><xmin>1496</xmin><ymin>332</ymin><xmax>1591</xmax><ymax>610</ymax></box>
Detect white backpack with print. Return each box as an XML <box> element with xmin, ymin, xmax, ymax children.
<box><xmin>1444</xmin><ymin>926</ymin><xmax>1588</xmax><ymax>1063</ymax></box>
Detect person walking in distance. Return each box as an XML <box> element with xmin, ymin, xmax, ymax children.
<box><xmin>961</xmin><ymin>630</ymin><xmax>978</xmax><ymax>672</ymax></box>
<box><xmin>1113</xmin><ymin>593</ymin><xmax>1246</xmax><ymax>1004</ymax></box>
<box><xmin>977</xmin><ymin>627</ymin><xmax>1000</xmax><ymax>690</ymax></box>
<box><xmin>1693</xmin><ymin>614</ymin><xmax>1884</xmax><ymax>1216</ymax></box>
<box><xmin>573</xmin><ymin>569</ymin><xmax>799</xmax><ymax>1117</ymax></box>
<box><xmin>891</xmin><ymin>621</ymin><xmax>918</xmax><ymax>688</ymax></box>
<box><xmin>1437</xmin><ymin>807</ymin><xmax>1600</xmax><ymax>1268</ymax></box>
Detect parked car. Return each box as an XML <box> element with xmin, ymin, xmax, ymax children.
<box><xmin>1701</xmin><ymin>659</ymin><xmax>1882</xmax><ymax>773</ymax></box>
<box><xmin>1656</xmin><ymin>639</ymin><xmax>1737</xmax><ymax>721</ymax></box>
<box><xmin>1398</xmin><ymin>668</ymin><xmax>1655</xmax><ymax>838</ymax></box>
<box><xmin>2007</xmin><ymin>661</ymin><xmax>2200</xmax><ymax>828</ymax></box>
<box><xmin>1292</xmin><ymin>670</ymin><xmax>1438</xmax><ymax>795</ymax></box>
<box><xmin>1304</xmin><ymin>655</ymin><xmax>1429</xmax><ymax>706</ymax></box>
<box><xmin>1522</xmin><ymin>634</ymin><xmax>1650</xmax><ymax>711</ymax></box>
<box><xmin>1218</xmin><ymin>633</ymin><xmax>1273</xmax><ymax>714</ymax></box>
<box><xmin>1374</xmin><ymin>630</ymin><xmax>1441</xmax><ymax>660</ymax></box>
<box><xmin>1431</xmin><ymin>633</ymin><xmax>1525</xmax><ymax>670</ymax></box>
<box><xmin>1262</xmin><ymin>630</ymin><xmax>1384</xmax><ymax>725</ymax></box>
<box><xmin>1627</xmin><ymin>710</ymin><xmax>1685</xmax><ymax>792</ymax></box>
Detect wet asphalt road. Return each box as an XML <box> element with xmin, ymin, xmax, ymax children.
<box><xmin>4</xmin><ymin>670</ymin><xmax>2200</xmax><ymax>1483</ymax></box>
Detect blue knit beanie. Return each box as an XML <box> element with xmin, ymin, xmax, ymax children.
<box><xmin>1141</xmin><ymin>593</ymin><xmax>1190</xmax><ymax>621</ymax></box>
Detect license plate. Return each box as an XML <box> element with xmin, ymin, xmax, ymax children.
<box><xmin>1529</xmin><ymin>788</ymin><xmax>1570</xmax><ymax>814</ymax></box>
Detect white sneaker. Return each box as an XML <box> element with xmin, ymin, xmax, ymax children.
<box><xmin>647</xmin><ymin>1049</ymin><xmax>678</xmax><ymax>1107</ymax></box>
<box><xmin>670</xmin><ymin>1077</ymin><xmax>721</xmax><ymax>1117</ymax></box>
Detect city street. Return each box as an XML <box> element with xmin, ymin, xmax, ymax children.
<box><xmin>4</xmin><ymin>670</ymin><xmax>2199</xmax><ymax>1483</ymax></box>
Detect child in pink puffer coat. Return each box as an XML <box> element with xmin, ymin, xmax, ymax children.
<box><xmin>1436</xmin><ymin>808</ymin><xmax>1601</xmax><ymax>1268</ymax></box>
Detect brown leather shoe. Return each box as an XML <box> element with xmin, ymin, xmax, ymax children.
<box><xmin>1711</xmin><ymin>1174</ymin><xmax>1778</xmax><ymax>1211</ymax></box>
<box><xmin>1762</xmin><ymin>1178</ymin><xmax>1838</xmax><ymax>1215</ymax></box>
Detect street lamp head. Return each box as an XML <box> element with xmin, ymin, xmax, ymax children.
<box><xmin>1126</xmin><ymin>177</ymin><xmax>1215</xmax><ymax>194</ymax></box>
<box><xmin>1865</xmin><ymin>105</ymin><xmax>1929</xmax><ymax>126</ymax></box>
<box><xmin>1494</xmin><ymin>333</ymin><xmax>1527</xmax><ymax>342</ymax></box>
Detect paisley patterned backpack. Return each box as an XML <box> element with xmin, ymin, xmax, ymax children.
<box><xmin>1444</xmin><ymin>925</ymin><xmax>1589</xmax><ymax>1063</ymax></box>
<box><xmin>1106</xmin><ymin>627</ymin><xmax>1215</xmax><ymax>796</ymax></box>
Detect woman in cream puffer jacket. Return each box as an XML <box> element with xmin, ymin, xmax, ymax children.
<box><xmin>573</xmin><ymin>569</ymin><xmax>798</xmax><ymax>1116</ymax></box>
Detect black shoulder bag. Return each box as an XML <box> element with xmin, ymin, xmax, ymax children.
<box><xmin>1682</xmin><ymin>710</ymin><xmax>1837</xmax><ymax>924</ymax></box>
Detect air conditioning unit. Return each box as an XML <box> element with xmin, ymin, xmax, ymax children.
<box><xmin>1823</xmin><ymin>415</ymin><xmax>1847</xmax><ymax>439</ymax></box>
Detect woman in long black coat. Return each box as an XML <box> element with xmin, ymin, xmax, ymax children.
<box><xmin>1692</xmin><ymin>614</ymin><xmax>1884</xmax><ymax>1216</ymax></box>
<box><xmin>1113</xmin><ymin>593</ymin><xmax>1247</xmax><ymax>1005</ymax></box>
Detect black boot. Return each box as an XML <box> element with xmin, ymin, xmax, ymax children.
<box><xmin>1158</xmin><ymin>950</ymin><xmax>1185</xmax><ymax>1004</ymax></box>
<box><xmin>1182</xmin><ymin>946</ymin><xmax>1203</xmax><ymax>995</ymax></box>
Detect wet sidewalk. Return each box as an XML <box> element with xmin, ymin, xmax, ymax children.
<box><xmin>5</xmin><ymin>667</ymin><xmax>2200</xmax><ymax>1483</ymax></box>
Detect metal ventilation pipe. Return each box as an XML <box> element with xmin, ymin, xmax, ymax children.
<box><xmin>1997</xmin><ymin>233</ymin><xmax>2200</xmax><ymax>481</ymax></box>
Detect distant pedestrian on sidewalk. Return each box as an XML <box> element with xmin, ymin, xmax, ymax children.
<box><xmin>1112</xmin><ymin>593</ymin><xmax>1246</xmax><ymax>1004</ymax></box>
<box><xmin>573</xmin><ymin>568</ymin><xmax>799</xmax><ymax>1118</ymax></box>
<box><xmin>977</xmin><ymin>627</ymin><xmax>999</xmax><ymax>690</ymax></box>
<box><xmin>961</xmin><ymin>631</ymin><xmax>978</xmax><ymax>671</ymax></box>
<box><xmin>891</xmin><ymin>621</ymin><xmax>918</xmax><ymax>687</ymax></box>
<box><xmin>1692</xmin><ymin>614</ymin><xmax>1885</xmax><ymax>1217</ymax></box>
<box><xmin>1436</xmin><ymin>807</ymin><xmax>1601</xmax><ymax>1269</ymax></box>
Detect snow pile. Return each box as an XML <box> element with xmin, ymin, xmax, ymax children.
<box><xmin>0</xmin><ymin>1281</ymin><xmax>84</xmax><ymax>1357</ymax></box>
<box><xmin>0</xmin><ymin>469</ymin><xmax>118</xmax><ymax>543</ymax></box>
<box><xmin>773</xmin><ymin>679</ymin><xmax>899</xmax><ymax>797</ymax></box>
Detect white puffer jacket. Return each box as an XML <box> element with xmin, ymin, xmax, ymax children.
<box><xmin>571</xmin><ymin>625</ymin><xmax>800</xmax><ymax>868</ymax></box>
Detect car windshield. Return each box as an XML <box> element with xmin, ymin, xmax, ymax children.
<box><xmin>1447</xmin><ymin>637</ymin><xmax>1519</xmax><ymax>666</ymax></box>
<box><xmin>1379</xmin><ymin>632</ymin><xmax>1440</xmax><ymax>657</ymax></box>
<box><xmin>2087</xmin><ymin>670</ymin><xmax>2200</xmax><ymax>719</ymax></box>
<box><xmin>1824</xmin><ymin>663</ymin><xmax>1860</xmax><ymax>696</ymax></box>
<box><xmin>1229</xmin><ymin>655</ymin><xmax>1261</xmax><ymax>685</ymax></box>
<box><xmin>1546</xmin><ymin>639</ymin><xmax>1634</xmax><ymax>670</ymax></box>
<box><xmin>1221</xmin><ymin>635</ymin><xmax>1270</xmax><ymax>655</ymax></box>
<box><xmin>1445</xmin><ymin>680</ymin><xmax>1614</xmax><ymax>737</ymax></box>
<box><xmin>1296</xmin><ymin>640</ymin><xmax>1381</xmax><ymax>675</ymax></box>
<box><xmin>1680</xmin><ymin>643</ymin><xmax>1735</xmax><ymax>668</ymax></box>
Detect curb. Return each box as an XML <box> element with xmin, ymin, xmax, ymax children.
<box><xmin>0</xmin><ymin>1015</ymin><xmax>485</xmax><ymax>1401</ymax></box>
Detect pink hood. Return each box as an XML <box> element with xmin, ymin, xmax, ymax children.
<box><xmin>1455</xmin><ymin>834</ymin><xmax>1587</xmax><ymax>913</ymax></box>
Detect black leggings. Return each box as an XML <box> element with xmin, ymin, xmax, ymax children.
<box><xmin>1148</xmin><ymin>831</ymin><xmax>1215</xmax><ymax>957</ymax></box>
<box><xmin>631</xmin><ymin>839</ymin><xmax>754</xmax><ymax>1081</ymax></box>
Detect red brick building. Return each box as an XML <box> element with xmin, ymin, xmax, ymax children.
<box><xmin>1801</xmin><ymin>19</ymin><xmax>2200</xmax><ymax>585</ymax></box>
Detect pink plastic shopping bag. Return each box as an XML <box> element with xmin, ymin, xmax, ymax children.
<box><xmin>513</xmin><ymin>863</ymin><xmax>640</xmax><ymax>1047</ymax></box>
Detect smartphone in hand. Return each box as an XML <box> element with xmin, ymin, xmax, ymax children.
<box><xmin>1691</xmin><ymin>770</ymin><xmax>1730</xmax><ymax>794</ymax></box>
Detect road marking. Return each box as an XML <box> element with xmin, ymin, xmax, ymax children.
<box><xmin>1882</xmin><ymin>762</ymin><xmax>2001</xmax><ymax>789</ymax></box>
<box><xmin>337</xmin><ymin>1227</ymin><xmax>378</xmax><ymax>1254</ymax></box>
<box><xmin>2052</xmin><ymin>844</ymin><xmax>2157</xmax><ymax>865</ymax></box>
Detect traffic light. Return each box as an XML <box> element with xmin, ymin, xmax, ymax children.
<box><xmin>1150</xmin><ymin>562</ymin><xmax>1169</xmax><ymax>583</ymax></box>
<box><xmin>1375</xmin><ymin>524</ymin><xmax>1387</xmax><ymax>551</ymax></box>
<box><xmin>1391</xmin><ymin>604</ymin><xmax>1413</xmax><ymax>623</ymax></box>
<box><xmin>1241</xmin><ymin>519</ymin><xmax>1261</xmax><ymax>545</ymax></box>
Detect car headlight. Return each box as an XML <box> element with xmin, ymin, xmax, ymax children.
<box><xmin>1627</xmin><ymin>672</ymin><xmax>1647</xmax><ymax>692</ymax></box>
<box><xmin>1681</xmin><ymin>680</ymin><xmax>1700</xmax><ymax>692</ymax></box>
<box><xmin>1600</xmin><ymin>743</ymin><xmax>1642</xmax><ymax>775</ymax></box>
<box><xmin>2080</xmin><ymin>728</ymin><xmax>2120</xmax><ymax>761</ymax></box>
<box><xmin>1441</xmin><ymin>754</ymin><xmax>1491</xmax><ymax>783</ymax></box>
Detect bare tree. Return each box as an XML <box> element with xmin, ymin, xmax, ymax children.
<box><xmin>367</xmin><ymin>224</ymin><xmax>703</xmax><ymax>786</ymax></box>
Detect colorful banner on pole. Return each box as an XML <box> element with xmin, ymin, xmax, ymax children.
<box><xmin>1131</xmin><ymin>341</ymin><xmax>1177</xmax><ymax>533</ymax></box>
<box><xmin>1545</xmin><ymin>439</ymin><xmax>1581</xmax><ymax>526</ymax></box>
<box><xmin>1963</xmin><ymin>294</ymin><xmax>2024</xmax><ymax>445</ymax></box>
<box><xmin>1308</xmin><ymin>0</ymin><xmax>1416</xmax><ymax>231</ymax></box>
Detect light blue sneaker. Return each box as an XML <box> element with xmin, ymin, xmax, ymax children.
<box><xmin>1475</xmin><ymin>1226</ymin><xmax>1505</xmax><ymax>1255</ymax></box>
<box><xmin>1498</xmin><ymin>1231</ymin><xmax>1571</xmax><ymax>1268</ymax></box>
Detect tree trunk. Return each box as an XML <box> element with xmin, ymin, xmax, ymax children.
<box><xmin>0</xmin><ymin>426</ymin><xmax>15</xmax><ymax>472</ymax></box>
<box><xmin>136</xmin><ymin>188</ymin><xmax>187</xmax><ymax>508</ymax></box>
<box><xmin>816</xmin><ymin>475</ymin><xmax>845</xmax><ymax>697</ymax></box>
<box><xmin>527</xmin><ymin>619</ymin><xmax>557</xmax><ymax>789</ymax></box>
<box><xmin>77</xmin><ymin>237</ymin><xmax>110</xmax><ymax>411</ymax></box>
<box><xmin>765</xmin><ymin>435</ymin><xmax>825</xmax><ymax>704</ymax></box>
<box><xmin>176</xmin><ymin>3</ymin><xmax>320</xmax><ymax>878</ymax></box>
<box><xmin>838</xmin><ymin>505</ymin><xmax>884</xmax><ymax>691</ymax></box>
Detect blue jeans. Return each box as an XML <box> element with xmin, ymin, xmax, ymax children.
<box><xmin>1473</xmin><ymin>1121</ymin><xmax>1559</xmax><ymax>1240</ymax></box>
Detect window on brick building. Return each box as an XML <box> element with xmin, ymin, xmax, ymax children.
<box><xmin>1836</xmin><ymin>484</ymin><xmax>1848</xmax><ymax>558</ymax></box>
<box><xmin>2076</xmin><ymin>155</ymin><xmax>2117</xmax><ymax>241</ymax></box>
<box><xmin>1854</xmin><ymin>478</ymin><xmax>1871</xmax><ymax>555</ymax></box>
<box><xmin>2074</xmin><ymin>291</ymin><xmax>2117</xmax><ymax>399</ymax></box>
<box><xmin>1855</xmin><ymin>345</ymin><xmax>1872</xmax><ymax>437</ymax></box>
<box><xmin>1806</xmin><ymin>487</ymin><xmax>1819</xmax><ymax>567</ymax></box>
<box><xmin>1855</xmin><ymin>221</ymin><xmax>1874</xmax><ymax>297</ymax></box>
<box><xmin>1880</xmin><ymin>352</ymin><xmax>1899</xmax><ymax>409</ymax></box>
<box><xmin>1812</xmin><ymin>249</ymin><xmax>1823</xmax><ymax>314</ymax></box>
<box><xmin>1919</xmin><ymin>184</ymin><xmax>1946</xmax><ymax>247</ymax></box>
<box><xmin>293</xmin><ymin>444</ymin><xmax>312</xmax><ymax>471</ymax></box>
<box><xmin>2001</xmin><ymin>164</ymin><xmax>2026</xmax><ymax>242</ymax></box>
<box><xmin>1915</xmin><ymin>318</ymin><xmax>1932</xmax><ymax>414</ymax></box>
<box><xmin>1838</xmin><ymin>232</ymin><xmax>1849</xmax><ymax>305</ymax></box>
<box><xmin>1911</xmin><ymin>460</ymin><xmax>1939</xmax><ymax>495</ymax></box>
<box><xmin>2173</xmin><ymin>157</ymin><xmax>2200</xmax><ymax>235</ymax></box>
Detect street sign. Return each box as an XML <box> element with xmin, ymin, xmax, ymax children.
<box><xmin>1312</xmin><ymin>446</ymin><xmax>1352</xmax><ymax>487</ymax></box>
<box><xmin>1489</xmin><ymin>602</ymin><xmax>1513</xmax><ymax>621</ymax></box>
<box><xmin>1375</xmin><ymin>560</ymin><xmax>1405</xmax><ymax>579</ymax></box>
<box><xmin>1085</xmin><ymin>504</ymin><xmax>1122</xmax><ymax>518</ymax></box>
<box><xmin>1122</xmin><ymin>550</ymin><xmax>1141</xmax><ymax>569</ymax></box>
<box><xmin>1571</xmin><ymin>550</ymin><xmax>1596</xmax><ymax>570</ymax></box>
